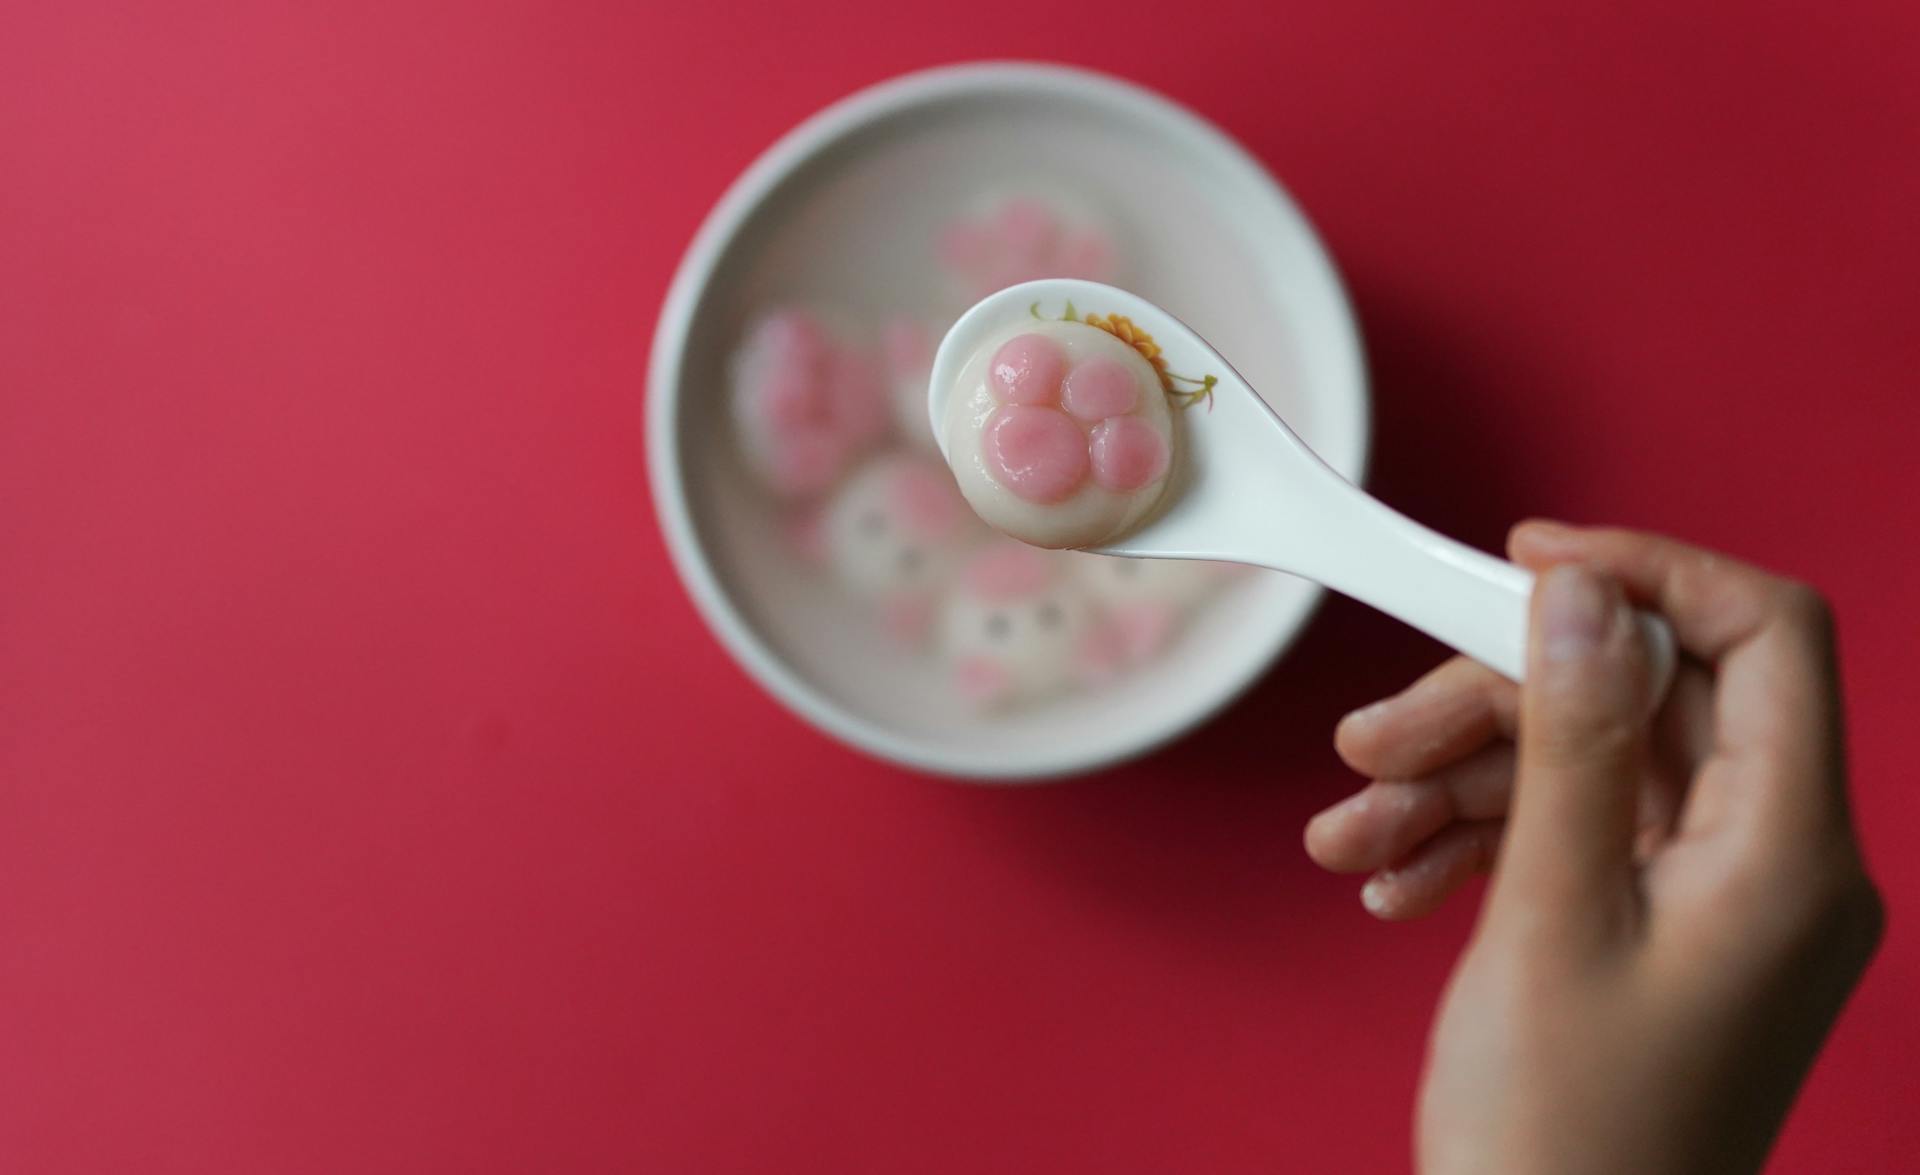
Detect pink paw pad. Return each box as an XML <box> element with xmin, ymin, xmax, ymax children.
<box><xmin>980</xmin><ymin>334</ymin><xmax>1170</xmax><ymax>506</ymax></box>
<box><xmin>1089</xmin><ymin>416</ymin><xmax>1169</xmax><ymax>492</ymax></box>
<box><xmin>938</xmin><ymin>197</ymin><xmax>1117</xmax><ymax>299</ymax></box>
<box><xmin>983</xmin><ymin>406</ymin><xmax>1088</xmax><ymax>504</ymax></box>
<box><xmin>989</xmin><ymin>334</ymin><xmax>1068</xmax><ymax>405</ymax></box>
<box><xmin>1061</xmin><ymin>358</ymin><xmax>1137</xmax><ymax>420</ymax></box>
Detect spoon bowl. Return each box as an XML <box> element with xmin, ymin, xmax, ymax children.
<box><xmin>932</xmin><ymin>278</ymin><xmax>1676</xmax><ymax>693</ymax></box>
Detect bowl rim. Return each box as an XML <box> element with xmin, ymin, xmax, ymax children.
<box><xmin>645</xmin><ymin>60</ymin><xmax>1371</xmax><ymax>781</ymax></box>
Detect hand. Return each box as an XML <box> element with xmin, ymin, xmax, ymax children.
<box><xmin>1305</xmin><ymin>521</ymin><xmax>1883</xmax><ymax>1175</ymax></box>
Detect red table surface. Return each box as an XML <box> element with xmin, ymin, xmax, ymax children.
<box><xmin>4</xmin><ymin>3</ymin><xmax>1917</xmax><ymax>1172</ymax></box>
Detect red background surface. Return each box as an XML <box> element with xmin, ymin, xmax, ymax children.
<box><xmin>4</xmin><ymin>3</ymin><xmax>1917</xmax><ymax>1171</ymax></box>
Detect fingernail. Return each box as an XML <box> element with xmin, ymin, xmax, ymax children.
<box><xmin>1361</xmin><ymin>875</ymin><xmax>1392</xmax><ymax>916</ymax></box>
<box><xmin>1538</xmin><ymin>565</ymin><xmax>1609</xmax><ymax>662</ymax></box>
<box><xmin>1515</xmin><ymin>518</ymin><xmax>1575</xmax><ymax>547</ymax></box>
<box><xmin>1319</xmin><ymin>789</ymin><xmax>1373</xmax><ymax>823</ymax></box>
<box><xmin>1305</xmin><ymin>793</ymin><xmax>1362</xmax><ymax>849</ymax></box>
<box><xmin>1338</xmin><ymin>699</ymin><xmax>1389</xmax><ymax>736</ymax></box>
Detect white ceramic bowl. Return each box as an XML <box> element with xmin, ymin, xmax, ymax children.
<box><xmin>647</xmin><ymin>63</ymin><xmax>1369</xmax><ymax>781</ymax></box>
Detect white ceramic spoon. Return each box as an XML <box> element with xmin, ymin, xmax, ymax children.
<box><xmin>929</xmin><ymin>278</ymin><xmax>1676</xmax><ymax>695</ymax></box>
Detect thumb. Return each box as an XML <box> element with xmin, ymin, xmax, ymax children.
<box><xmin>1494</xmin><ymin>563</ymin><xmax>1654</xmax><ymax>921</ymax></box>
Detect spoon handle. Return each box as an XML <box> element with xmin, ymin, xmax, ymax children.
<box><xmin>1290</xmin><ymin>490</ymin><xmax>1677</xmax><ymax>698</ymax></box>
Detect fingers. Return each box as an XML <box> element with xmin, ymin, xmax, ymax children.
<box><xmin>1335</xmin><ymin>657</ymin><xmax>1518</xmax><ymax>781</ymax></box>
<box><xmin>1358</xmin><ymin>820</ymin><xmax>1503</xmax><ymax>921</ymax></box>
<box><xmin>1496</xmin><ymin>564</ymin><xmax>1654</xmax><ymax>919</ymax></box>
<box><xmin>1509</xmin><ymin>520</ymin><xmax>1846</xmax><ymax>827</ymax></box>
<box><xmin>1305</xmin><ymin>746</ymin><xmax>1517</xmax><ymax>874</ymax></box>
